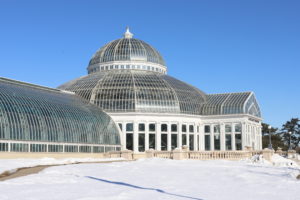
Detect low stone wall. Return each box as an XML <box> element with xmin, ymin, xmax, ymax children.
<box><xmin>153</xmin><ymin>151</ymin><xmax>173</xmax><ymax>159</ymax></box>
<box><xmin>3</xmin><ymin>148</ymin><xmax>297</xmax><ymax>162</ymax></box>
<box><xmin>188</xmin><ymin>151</ymin><xmax>250</xmax><ymax>160</ymax></box>
<box><xmin>104</xmin><ymin>148</ymin><xmax>270</xmax><ymax>161</ymax></box>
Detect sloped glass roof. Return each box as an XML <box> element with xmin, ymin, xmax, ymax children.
<box><xmin>0</xmin><ymin>77</ymin><xmax>120</xmax><ymax>145</ymax></box>
<box><xmin>201</xmin><ymin>92</ymin><xmax>261</xmax><ymax>117</ymax></box>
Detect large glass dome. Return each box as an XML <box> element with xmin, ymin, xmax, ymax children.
<box><xmin>87</xmin><ymin>28</ymin><xmax>167</xmax><ymax>74</ymax></box>
<box><xmin>59</xmin><ymin>70</ymin><xmax>206</xmax><ymax>115</ymax></box>
<box><xmin>59</xmin><ymin>28</ymin><xmax>206</xmax><ymax>115</ymax></box>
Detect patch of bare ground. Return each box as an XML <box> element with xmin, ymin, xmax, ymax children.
<box><xmin>0</xmin><ymin>159</ymin><xmax>130</xmax><ymax>181</ymax></box>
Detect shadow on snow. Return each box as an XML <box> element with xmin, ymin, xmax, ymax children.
<box><xmin>85</xmin><ymin>176</ymin><xmax>203</xmax><ymax>200</ymax></box>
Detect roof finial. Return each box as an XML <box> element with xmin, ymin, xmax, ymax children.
<box><xmin>124</xmin><ymin>26</ymin><xmax>133</xmax><ymax>39</ymax></box>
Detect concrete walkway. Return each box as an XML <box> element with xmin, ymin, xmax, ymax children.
<box><xmin>0</xmin><ymin>159</ymin><xmax>130</xmax><ymax>181</ymax></box>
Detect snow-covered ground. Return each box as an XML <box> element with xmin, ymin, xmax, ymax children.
<box><xmin>0</xmin><ymin>156</ymin><xmax>299</xmax><ymax>200</ymax></box>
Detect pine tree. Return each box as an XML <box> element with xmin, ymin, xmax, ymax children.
<box><xmin>280</xmin><ymin>118</ymin><xmax>300</xmax><ymax>149</ymax></box>
<box><xmin>261</xmin><ymin>122</ymin><xmax>284</xmax><ymax>149</ymax></box>
<box><xmin>261</xmin><ymin>122</ymin><xmax>277</xmax><ymax>136</ymax></box>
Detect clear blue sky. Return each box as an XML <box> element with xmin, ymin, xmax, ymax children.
<box><xmin>1</xmin><ymin>0</ymin><xmax>299</xmax><ymax>128</ymax></box>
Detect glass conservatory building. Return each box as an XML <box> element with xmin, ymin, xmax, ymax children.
<box><xmin>59</xmin><ymin>28</ymin><xmax>263</xmax><ymax>153</ymax></box>
<box><xmin>0</xmin><ymin>77</ymin><xmax>121</xmax><ymax>154</ymax></box>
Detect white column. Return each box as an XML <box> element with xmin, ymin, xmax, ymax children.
<box><xmin>194</xmin><ymin>125</ymin><xmax>198</xmax><ymax>151</ymax></box>
<box><xmin>8</xmin><ymin>142</ymin><xmax>11</xmax><ymax>152</ymax></box>
<box><xmin>187</xmin><ymin>124</ymin><xmax>190</xmax><ymax>150</ymax></box>
<box><xmin>122</xmin><ymin>122</ymin><xmax>126</xmax><ymax>150</ymax></box>
<box><xmin>156</xmin><ymin>122</ymin><xmax>161</xmax><ymax>151</ymax></box>
<box><xmin>133</xmin><ymin>122</ymin><xmax>138</xmax><ymax>152</ymax></box>
<box><xmin>167</xmin><ymin>123</ymin><xmax>171</xmax><ymax>151</ymax></box>
<box><xmin>220</xmin><ymin>123</ymin><xmax>225</xmax><ymax>151</ymax></box>
<box><xmin>248</xmin><ymin>125</ymin><xmax>251</xmax><ymax>147</ymax></box>
<box><xmin>258</xmin><ymin>126</ymin><xmax>262</xmax><ymax>150</ymax></box>
<box><xmin>252</xmin><ymin>125</ymin><xmax>256</xmax><ymax>150</ymax></box>
<box><xmin>242</xmin><ymin>123</ymin><xmax>246</xmax><ymax>150</ymax></box>
<box><xmin>178</xmin><ymin>122</ymin><xmax>182</xmax><ymax>149</ymax></box>
<box><xmin>210</xmin><ymin>124</ymin><xmax>214</xmax><ymax>151</ymax></box>
<box><xmin>145</xmin><ymin>122</ymin><xmax>149</xmax><ymax>151</ymax></box>
<box><xmin>199</xmin><ymin>124</ymin><xmax>205</xmax><ymax>150</ymax></box>
<box><xmin>231</xmin><ymin>123</ymin><xmax>236</xmax><ymax>151</ymax></box>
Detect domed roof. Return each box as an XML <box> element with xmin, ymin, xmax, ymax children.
<box><xmin>58</xmin><ymin>70</ymin><xmax>206</xmax><ymax>115</ymax></box>
<box><xmin>88</xmin><ymin>28</ymin><xmax>166</xmax><ymax>74</ymax></box>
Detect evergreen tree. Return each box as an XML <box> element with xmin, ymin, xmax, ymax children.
<box><xmin>261</xmin><ymin>122</ymin><xmax>277</xmax><ymax>136</ymax></box>
<box><xmin>262</xmin><ymin>134</ymin><xmax>286</xmax><ymax>150</ymax></box>
<box><xmin>261</xmin><ymin>122</ymin><xmax>281</xmax><ymax>149</ymax></box>
<box><xmin>280</xmin><ymin>118</ymin><xmax>300</xmax><ymax>149</ymax></box>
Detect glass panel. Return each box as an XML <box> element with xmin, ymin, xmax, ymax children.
<box><xmin>138</xmin><ymin>133</ymin><xmax>145</xmax><ymax>152</ymax></box>
<box><xmin>118</xmin><ymin>123</ymin><xmax>123</xmax><ymax>131</ymax></box>
<box><xmin>126</xmin><ymin>123</ymin><xmax>133</xmax><ymax>132</ymax></box>
<box><xmin>204</xmin><ymin>125</ymin><xmax>210</xmax><ymax>133</ymax></box>
<box><xmin>182</xmin><ymin>134</ymin><xmax>187</xmax><ymax>145</ymax></box>
<box><xmin>11</xmin><ymin>143</ymin><xmax>29</xmax><ymax>152</ymax></box>
<box><xmin>93</xmin><ymin>146</ymin><xmax>104</xmax><ymax>153</ymax></box>
<box><xmin>79</xmin><ymin>146</ymin><xmax>91</xmax><ymax>153</ymax></box>
<box><xmin>189</xmin><ymin>135</ymin><xmax>194</xmax><ymax>150</ymax></box>
<box><xmin>149</xmin><ymin>134</ymin><xmax>156</xmax><ymax>149</ymax></box>
<box><xmin>214</xmin><ymin>133</ymin><xmax>220</xmax><ymax>150</ymax></box>
<box><xmin>245</xmin><ymin>93</ymin><xmax>261</xmax><ymax>117</ymax></box>
<box><xmin>126</xmin><ymin>133</ymin><xmax>133</xmax><ymax>150</ymax></box>
<box><xmin>30</xmin><ymin>144</ymin><xmax>47</xmax><ymax>152</ymax></box>
<box><xmin>171</xmin><ymin>134</ymin><xmax>177</xmax><ymax>150</ymax></box>
<box><xmin>182</xmin><ymin>125</ymin><xmax>187</xmax><ymax>132</ymax></box>
<box><xmin>65</xmin><ymin>145</ymin><xmax>78</xmax><ymax>152</ymax></box>
<box><xmin>189</xmin><ymin>125</ymin><xmax>194</xmax><ymax>133</ymax></box>
<box><xmin>226</xmin><ymin>134</ymin><xmax>232</xmax><ymax>150</ymax></box>
<box><xmin>235</xmin><ymin>134</ymin><xmax>242</xmax><ymax>150</ymax></box>
<box><xmin>149</xmin><ymin>123</ymin><xmax>156</xmax><ymax>132</ymax></box>
<box><xmin>235</xmin><ymin>124</ymin><xmax>242</xmax><ymax>132</ymax></box>
<box><xmin>205</xmin><ymin>135</ymin><xmax>210</xmax><ymax>150</ymax></box>
<box><xmin>161</xmin><ymin>134</ymin><xmax>167</xmax><ymax>151</ymax></box>
<box><xmin>225</xmin><ymin>125</ymin><xmax>232</xmax><ymax>133</ymax></box>
<box><xmin>171</xmin><ymin>124</ymin><xmax>177</xmax><ymax>132</ymax></box>
<box><xmin>105</xmin><ymin>146</ymin><xmax>115</xmax><ymax>152</ymax></box>
<box><xmin>139</xmin><ymin>123</ymin><xmax>145</xmax><ymax>132</ymax></box>
<box><xmin>161</xmin><ymin>124</ymin><xmax>167</xmax><ymax>132</ymax></box>
<box><xmin>214</xmin><ymin>125</ymin><xmax>220</xmax><ymax>133</ymax></box>
<box><xmin>0</xmin><ymin>143</ymin><xmax>8</xmax><ymax>152</ymax></box>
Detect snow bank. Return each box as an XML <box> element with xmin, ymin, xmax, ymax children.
<box><xmin>246</xmin><ymin>154</ymin><xmax>299</xmax><ymax>168</ymax></box>
<box><xmin>246</xmin><ymin>154</ymin><xmax>271</xmax><ymax>165</ymax></box>
<box><xmin>271</xmin><ymin>154</ymin><xmax>298</xmax><ymax>167</ymax></box>
<box><xmin>0</xmin><ymin>157</ymin><xmax>124</xmax><ymax>175</ymax></box>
